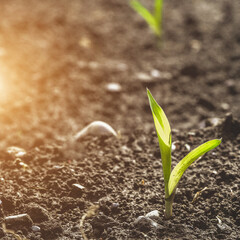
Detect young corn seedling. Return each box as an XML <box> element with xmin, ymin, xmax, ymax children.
<box><xmin>130</xmin><ymin>0</ymin><xmax>163</xmax><ymax>37</ymax></box>
<box><xmin>147</xmin><ymin>89</ymin><xmax>221</xmax><ymax>219</ymax></box>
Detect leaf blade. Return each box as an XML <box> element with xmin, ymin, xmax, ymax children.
<box><xmin>154</xmin><ymin>0</ymin><xmax>163</xmax><ymax>34</ymax></box>
<box><xmin>147</xmin><ymin>89</ymin><xmax>172</xmax><ymax>188</ymax></box>
<box><xmin>130</xmin><ymin>0</ymin><xmax>160</xmax><ymax>36</ymax></box>
<box><xmin>147</xmin><ymin>89</ymin><xmax>171</xmax><ymax>145</ymax></box>
<box><xmin>168</xmin><ymin>139</ymin><xmax>221</xmax><ymax>196</ymax></box>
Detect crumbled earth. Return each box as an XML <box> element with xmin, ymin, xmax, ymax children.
<box><xmin>0</xmin><ymin>0</ymin><xmax>239</xmax><ymax>239</ymax></box>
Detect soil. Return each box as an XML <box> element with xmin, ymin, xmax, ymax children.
<box><xmin>0</xmin><ymin>0</ymin><xmax>239</xmax><ymax>239</ymax></box>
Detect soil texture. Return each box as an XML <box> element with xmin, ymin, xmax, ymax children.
<box><xmin>0</xmin><ymin>0</ymin><xmax>239</xmax><ymax>239</ymax></box>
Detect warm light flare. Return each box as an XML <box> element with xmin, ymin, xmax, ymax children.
<box><xmin>0</xmin><ymin>69</ymin><xmax>7</xmax><ymax>101</ymax></box>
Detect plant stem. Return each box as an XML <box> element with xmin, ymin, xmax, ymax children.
<box><xmin>164</xmin><ymin>190</ymin><xmax>176</xmax><ymax>219</ymax></box>
<box><xmin>165</xmin><ymin>198</ymin><xmax>173</xmax><ymax>219</ymax></box>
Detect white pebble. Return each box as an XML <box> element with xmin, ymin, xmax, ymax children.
<box><xmin>32</xmin><ymin>225</ymin><xmax>41</xmax><ymax>232</ymax></box>
<box><xmin>136</xmin><ymin>72</ymin><xmax>152</xmax><ymax>82</ymax></box>
<box><xmin>7</xmin><ymin>146</ymin><xmax>26</xmax><ymax>157</ymax></box>
<box><xmin>145</xmin><ymin>210</ymin><xmax>160</xmax><ymax>220</ymax></box>
<box><xmin>134</xmin><ymin>216</ymin><xmax>158</xmax><ymax>228</ymax></box>
<box><xmin>150</xmin><ymin>69</ymin><xmax>161</xmax><ymax>78</ymax></box>
<box><xmin>106</xmin><ymin>83</ymin><xmax>122</xmax><ymax>92</ymax></box>
<box><xmin>74</xmin><ymin>121</ymin><xmax>117</xmax><ymax>140</ymax></box>
<box><xmin>184</xmin><ymin>144</ymin><xmax>191</xmax><ymax>151</ymax></box>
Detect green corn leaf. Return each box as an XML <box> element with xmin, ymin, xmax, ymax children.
<box><xmin>168</xmin><ymin>139</ymin><xmax>222</xmax><ymax>196</ymax></box>
<box><xmin>154</xmin><ymin>0</ymin><xmax>163</xmax><ymax>33</ymax></box>
<box><xmin>130</xmin><ymin>0</ymin><xmax>160</xmax><ymax>36</ymax></box>
<box><xmin>147</xmin><ymin>89</ymin><xmax>172</xmax><ymax>187</ymax></box>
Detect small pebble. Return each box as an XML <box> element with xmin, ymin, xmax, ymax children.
<box><xmin>106</xmin><ymin>83</ymin><xmax>122</xmax><ymax>93</ymax></box>
<box><xmin>79</xmin><ymin>36</ymin><xmax>91</xmax><ymax>49</ymax></box>
<box><xmin>184</xmin><ymin>144</ymin><xmax>191</xmax><ymax>151</ymax></box>
<box><xmin>150</xmin><ymin>69</ymin><xmax>161</xmax><ymax>78</ymax></box>
<box><xmin>32</xmin><ymin>225</ymin><xmax>41</xmax><ymax>232</ymax></box>
<box><xmin>216</xmin><ymin>216</ymin><xmax>231</xmax><ymax>232</ymax></box>
<box><xmin>74</xmin><ymin>121</ymin><xmax>117</xmax><ymax>140</ymax></box>
<box><xmin>209</xmin><ymin>118</ymin><xmax>221</xmax><ymax>126</ymax></box>
<box><xmin>136</xmin><ymin>72</ymin><xmax>152</xmax><ymax>82</ymax></box>
<box><xmin>221</xmin><ymin>102</ymin><xmax>230</xmax><ymax>111</ymax></box>
<box><xmin>72</xmin><ymin>183</ymin><xmax>85</xmax><ymax>190</ymax></box>
<box><xmin>111</xmin><ymin>203</ymin><xmax>119</xmax><ymax>209</ymax></box>
<box><xmin>172</xmin><ymin>141</ymin><xmax>180</xmax><ymax>152</ymax></box>
<box><xmin>134</xmin><ymin>216</ymin><xmax>158</xmax><ymax>231</ymax></box>
<box><xmin>7</xmin><ymin>146</ymin><xmax>26</xmax><ymax>158</ymax></box>
<box><xmin>190</xmin><ymin>39</ymin><xmax>201</xmax><ymax>52</ymax></box>
<box><xmin>145</xmin><ymin>210</ymin><xmax>160</xmax><ymax>220</ymax></box>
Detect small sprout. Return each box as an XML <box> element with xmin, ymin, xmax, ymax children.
<box><xmin>130</xmin><ymin>0</ymin><xmax>163</xmax><ymax>38</ymax></box>
<box><xmin>147</xmin><ymin>89</ymin><xmax>221</xmax><ymax>219</ymax></box>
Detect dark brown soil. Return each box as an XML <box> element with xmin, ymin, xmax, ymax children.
<box><xmin>0</xmin><ymin>0</ymin><xmax>239</xmax><ymax>239</ymax></box>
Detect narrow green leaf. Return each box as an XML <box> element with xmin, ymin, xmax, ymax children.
<box><xmin>130</xmin><ymin>0</ymin><xmax>160</xmax><ymax>36</ymax></box>
<box><xmin>147</xmin><ymin>89</ymin><xmax>171</xmax><ymax>146</ymax></box>
<box><xmin>147</xmin><ymin>89</ymin><xmax>172</xmax><ymax>189</ymax></box>
<box><xmin>168</xmin><ymin>139</ymin><xmax>222</xmax><ymax>196</ymax></box>
<box><xmin>154</xmin><ymin>0</ymin><xmax>163</xmax><ymax>33</ymax></box>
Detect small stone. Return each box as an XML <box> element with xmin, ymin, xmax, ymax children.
<box><xmin>187</xmin><ymin>132</ymin><xmax>196</xmax><ymax>136</ymax></box>
<box><xmin>136</xmin><ymin>72</ymin><xmax>152</xmax><ymax>82</ymax></box>
<box><xmin>5</xmin><ymin>214</ymin><xmax>33</xmax><ymax>229</ymax></box>
<box><xmin>220</xmin><ymin>102</ymin><xmax>230</xmax><ymax>111</ymax></box>
<box><xmin>7</xmin><ymin>146</ymin><xmax>26</xmax><ymax>158</ymax></box>
<box><xmin>32</xmin><ymin>225</ymin><xmax>41</xmax><ymax>232</ymax></box>
<box><xmin>79</xmin><ymin>36</ymin><xmax>91</xmax><ymax>49</ymax></box>
<box><xmin>145</xmin><ymin>210</ymin><xmax>160</xmax><ymax>220</ymax></box>
<box><xmin>72</xmin><ymin>183</ymin><xmax>85</xmax><ymax>190</ymax></box>
<box><xmin>134</xmin><ymin>216</ymin><xmax>158</xmax><ymax>232</ymax></box>
<box><xmin>172</xmin><ymin>141</ymin><xmax>180</xmax><ymax>152</ymax></box>
<box><xmin>216</xmin><ymin>217</ymin><xmax>231</xmax><ymax>232</ymax></box>
<box><xmin>74</xmin><ymin>121</ymin><xmax>117</xmax><ymax>140</ymax></box>
<box><xmin>150</xmin><ymin>69</ymin><xmax>161</xmax><ymax>78</ymax></box>
<box><xmin>190</xmin><ymin>39</ymin><xmax>201</xmax><ymax>52</ymax></box>
<box><xmin>111</xmin><ymin>203</ymin><xmax>120</xmax><ymax>213</ymax></box>
<box><xmin>184</xmin><ymin>144</ymin><xmax>191</xmax><ymax>151</ymax></box>
<box><xmin>206</xmin><ymin>117</ymin><xmax>221</xmax><ymax>127</ymax></box>
<box><xmin>106</xmin><ymin>83</ymin><xmax>122</xmax><ymax>93</ymax></box>
<box><xmin>111</xmin><ymin>203</ymin><xmax>119</xmax><ymax>209</ymax></box>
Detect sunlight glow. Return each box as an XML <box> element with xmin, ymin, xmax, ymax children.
<box><xmin>0</xmin><ymin>68</ymin><xmax>8</xmax><ymax>102</ymax></box>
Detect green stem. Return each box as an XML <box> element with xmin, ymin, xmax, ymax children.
<box><xmin>164</xmin><ymin>190</ymin><xmax>176</xmax><ymax>219</ymax></box>
<box><xmin>165</xmin><ymin>198</ymin><xmax>173</xmax><ymax>219</ymax></box>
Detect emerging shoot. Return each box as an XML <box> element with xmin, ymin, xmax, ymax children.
<box><xmin>130</xmin><ymin>0</ymin><xmax>163</xmax><ymax>38</ymax></box>
<box><xmin>147</xmin><ymin>89</ymin><xmax>221</xmax><ymax>219</ymax></box>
